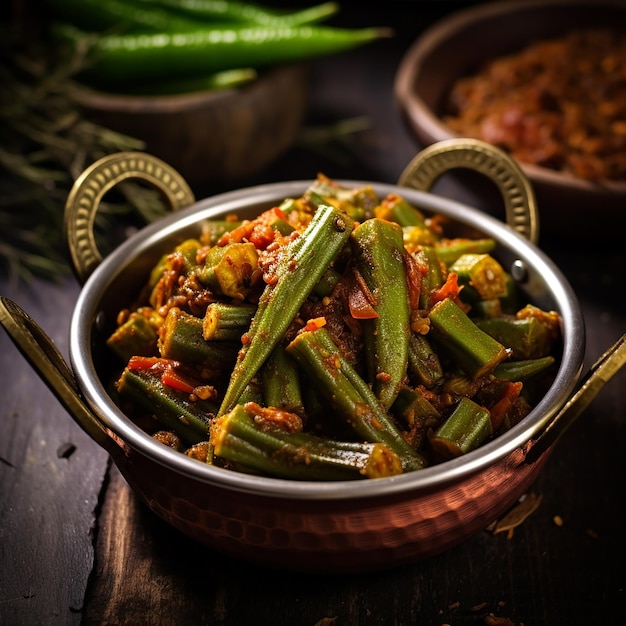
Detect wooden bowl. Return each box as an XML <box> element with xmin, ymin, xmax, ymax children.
<box><xmin>394</xmin><ymin>0</ymin><xmax>626</xmax><ymax>237</ymax></box>
<box><xmin>72</xmin><ymin>64</ymin><xmax>310</xmax><ymax>189</ymax></box>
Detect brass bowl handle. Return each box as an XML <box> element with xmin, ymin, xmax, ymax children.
<box><xmin>64</xmin><ymin>151</ymin><xmax>195</xmax><ymax>284</ymax></box>
<box><xmin>0</xmin><ymin>296</ymin><xmax>127</xmax><ymax>463</ymax></box>
<box><xmin>398</xmin><ymin>138</ymin><xmax>539</xmax><ymax>245</ymax></box>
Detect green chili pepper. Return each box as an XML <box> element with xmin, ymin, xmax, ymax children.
<box><xmin>122</xmin><ymin>67</ymin><xmax>259</xmax><ymax>95</ymax></box>
<box><xmin>48</xmin><ymin>0</ymin><xmax>203</xmax><ymax>33</ymax></box>
<box><xmin>139</xmin><ymin>0</ymin><xmax>341</xmax><ymax>27</ymax></box>
<box><xmin>55</xmin><ymin>22</ymin><xmax>392</xmax><ymax>86</ymax></box>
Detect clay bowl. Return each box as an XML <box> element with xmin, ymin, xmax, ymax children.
<box><xmin>72</xmin><ymin>63</ymin><xmax>310</xmax><ymax>189</ymax></box>
<box><xmin>2</xmin><ymin>146</ymin><xmax>624</xmax><ymax>574</ymax></box>
<box><xmin>394</xmin><ymin>0</ymin><xmax>626</xmax><ymax>236</ymax></box>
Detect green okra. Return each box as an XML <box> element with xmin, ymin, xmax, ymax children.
<box><xmin>286</xmin><ymin>326</ymin><xmax>426</xmax><ymax>472</ymax></box>
<box><xmin>261</xmin><ymin>343</ymin><xmax>305</xmax><ymax>416</ymax></box>
<box><xmin>219</xmin><ymin>203</ymin><xmax>355</xmax><ymax>414</ymax></box>
<box><xmin>203</xmin><ymin>302</ymin><xmax>256</xmax><ymax>341</ymax></box>
<box><xmin>429</xmin><ymin>396</ymin><xmax>493</xmax><ymax>460</ymax></box>
<box><xmin>428</xmin><ymin>297</ymin><xmax>510</xmax><ymax>379</ymax></box>
<box><xmin>210</xmin><ymin>404</ymin><xmax>403</xmax><ymax>480</ymax></box>
<box><xmin>159</xmin><ymin>307</ymin><xmax>240</xmax><ymax>367</ymax></box>
<box><xmin>116</xmin><ymin>369</ymin><xmax>215</xmax><ymax>445</ymax></box>
<box><xmin>106</xmin><ymin>312</ymin><xmax>159</xmax><ymax>363</ymax></box>
<box><xmin>306</xmin><ymin>179</ymin><xmax>380</xmax><ymax>222</ymax></box>
<box><xmin>476</xmin><ymin>315</ymin><xmax>553</xmax><ymax>360</ymax></box>
<box><xmin>434</xmin><ymin>238</ymin><xmax>496</xmax><ymax>267</ymax></box>
<box><xmin>449</xmin><ymin>253</ymin><xmax>509</xmax><ymax>303</ymax></box>
<box><xmin>375</xmin><ymin>193</ymin><xmax>429</xmax><ymax>228</ymax></box>
<box><xmin>407</xmin><ymin>332</ymin><xmax>444</xmax><ymax>388</ymax></box>
<box><xmin>148</xmin><ymin>238</ymin><xmax>202</xmax><ymax>290</ymax></box>
<box><xmin>413</xmin><ymin>246</ymin><xmax>444</xmax><ymax>309</ymax></box>
<box><xmin>493</xmin><ymin>355</ymin><xmax>556</xmax><ymax>381</ymax></box>
<box><xmin>312</xmin><ymin>266</ymin><xmax>343</xmax><ymax>298</ymax></box>
<box><xmin>238</xmin><ymin>376</ymin><xmax>264</xmax><ymax>405</ymax></box>
<box><xmin>350</xmin><ymin>217</ymin><xmax>411</xmax><ymax>409</ymax></box>
<box><xmin>202</xmin><ymin>220</ymin><xmax>243</xmax><ymax>246</ymax></box>
<box><xmin>198</xmin><ymin>241</ymin><xmax>259</xmax><ymax>301</ymax></box>
<box><xmin>392</xmin><ymin>385</ymin><xmax>440</xmax><ymax>429</ymax></box>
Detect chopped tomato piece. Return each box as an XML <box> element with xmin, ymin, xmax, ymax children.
<box><xmin>161</xmin><ymin>367</ymin><xmax>197</xmax><ymax>394</ymax></box>
<box><xmin>429</xmin><ymin>272</ymin><xmax>462</xmax><ymax>307</ymax></box>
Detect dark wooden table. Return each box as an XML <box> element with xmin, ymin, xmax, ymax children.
<box><xmin>2</xmin><ymin>4</ymin><xmax>625</xmax><ymax>625</ymax></box>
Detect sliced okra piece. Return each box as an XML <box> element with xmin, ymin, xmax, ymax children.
<box><xmin>116</xmin><ymin>368</ymin><xmax>215</xmax><ymax>446</ymax></box>
<box><xmin>476</xmin><ymin>315</ymin><xmax>553</xmax><ymax>359</ymax></box>
<box><xmin>407</xmin><ymin>332</ymin><xmax>444</xmax><ymax>388</ymax></box>
<box><xmin>202</xmin><ymin>220</ymin><xmax>242</xmax><ymax>246</ymax></box>
<box><xmin>434</xmin><ymin>238</ymin><xmax>496</xmax><ymax>267</ymax></box>
<box><xmin>350</xmin><ymin>217</ymin><xmax>411</xmax><ymax>409</ymax></box>
<box><xmin>413</xmin><ymin>245</ymin><xmax>445</xmax><ymax>309</ymax></box>
<box><xmin>198</xmin><ymin>241</ymin><xmax>259</xmax><ymax>300</ymax></box>
<box><xmin>202</xmin><ymin>302</ymin><xmax>256</xmax><ymax>342</ymax></box>
<box><xmin>392</xmin><ymin>385</ymin><xmax>441</xmax><ymax>429</ymax></box>
<box><xmin>286</xmin><ymin>326</ymin><xmax>426</xmax><ymax>472</ymax></box>
<box><xmin>428</xmin><ymin>396</ymin><xmax>493</xmax><ymax>460</ymax></box>
<box><xmin>210</xmin><ymin>404</ymin><xmax>403</xmax><ymax>480</ymax></box>
<box><xmin>493</xmin><ymin>355</ymin><xmax>556</xmax><ymax>381</ymax></box>
<box><xmin>219</xmin><ymin>203</ymin><xmax>354</xmax><ymax>414</ymax></box>
<box><xmin>261</xmin><ymin>343</ymin><xmax>305</xmax><ymax>416</ymax></box>
<box><xmin>148</xmin><ymin>238</ymin><xmax>202</xmax><ymax>289</ymax></box>
<box><xmin>428</xmin><ymin>297</ymin><xmax>511</xmax><ymax>379</ymax></box>
<box><xmin>312</xmin><ymin>266</ymin><xmax>343</xmax><ymax>298</ymax></box>
<box><xmin>106</xmin><ymin>310</ymin><xmax>160</xmax><ymax>363</ymax></box>
<box><xmin>449</xmin><ymin>253</ymin><xmax>509</xmax><ymax>303</ymax></box>
<box><xmin>159</xmin><ymin>307</ymin><xmax>240</xmax><ymax>367</ymax></box>
<box><xmin>306</xmin><ymin>177</ymin><xmax>379</xmax><ymax>221</ymax></box>
<box><xmin>375</xmin><ymin>193</ymin><xmax>429</xmax><ymax>229</ymax></box>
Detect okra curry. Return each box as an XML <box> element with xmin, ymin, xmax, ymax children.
<box><xmin>107</xmin><ymin>175</ymin><xmax>561</xmax><ymax>480</ymax></box>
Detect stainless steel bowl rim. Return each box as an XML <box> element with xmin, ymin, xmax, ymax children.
<box><xmin>69</xmin><ymin>180</ymin><xmax>585</xmax><ymax>500</ymax></box>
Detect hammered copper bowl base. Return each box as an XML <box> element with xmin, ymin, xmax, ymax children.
<box><xmin>117</xmin><ymin>440</ymin><xmax>549</xmax><ymax>573</ymax></box>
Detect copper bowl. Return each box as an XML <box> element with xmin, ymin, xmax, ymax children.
<box><xmin>2</xmin><ymin>143</ymin><xmax>624</xmax><ymax>573</ymax></box>
<box><xmin>394</xmin><ymin>0</ymin><xmax>626</xmax><ymax>236</ymax></box>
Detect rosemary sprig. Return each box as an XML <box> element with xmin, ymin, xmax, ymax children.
<box><xmin>0</xmin><ymin>26</ymin><xmax>168</xmax><ymax>284</ymax></box>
